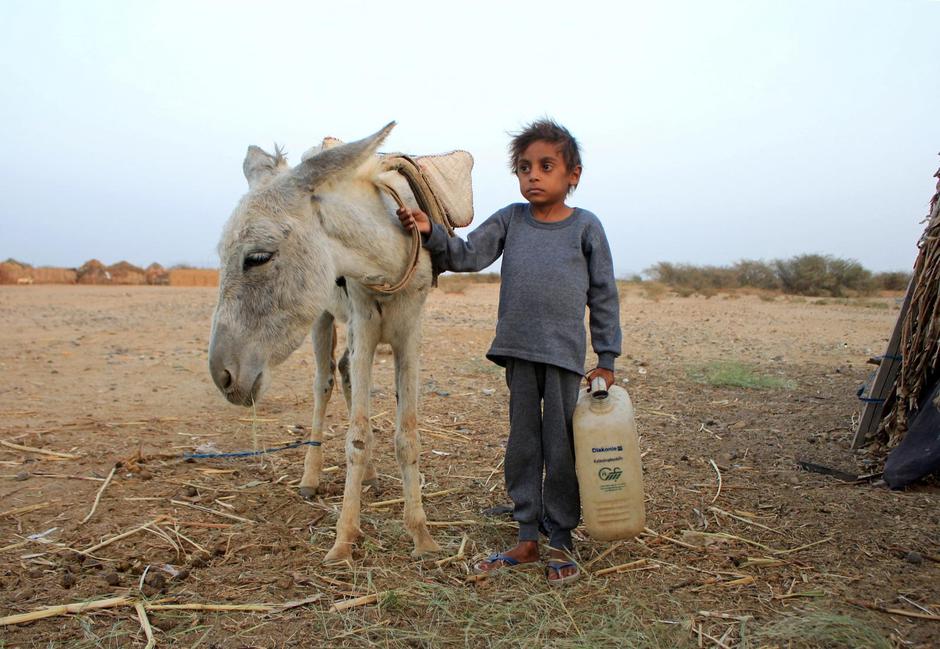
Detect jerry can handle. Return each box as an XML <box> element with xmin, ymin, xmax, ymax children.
<box><xmin>590</xmin><ymin>376</ymin><xmax>609</xmax><ymax>399</ymax></box>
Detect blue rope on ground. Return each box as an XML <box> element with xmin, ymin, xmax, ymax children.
<box><xmin>184</xmin><ymin>440</ymin><xmax>321</xmax><ymax>460</ymax></box>
<box><xmin>857</xmin><ymin>396</ymin><xmax>886</xmax><ymax>404</ymax></box>
<box><xmin>875</xmin><ymin>354</ymin><xmax>903</xmax><ymax>362</ymax></box>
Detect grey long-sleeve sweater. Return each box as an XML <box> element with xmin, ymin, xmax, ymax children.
<box><xmin>423</xmin><ymin>203</ymin><xmax>621</xmax><ymax>376</ymax></box>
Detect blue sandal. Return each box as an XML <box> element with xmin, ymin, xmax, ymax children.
<box><xmin>545</xmin><ymin>560</ymin><xmax>581</xmax><ymax>586</ymax></box>
<box><xmin>473</xmin><ymin>552</ymin><xmax>530</xmax><ymax>574</ymax></box>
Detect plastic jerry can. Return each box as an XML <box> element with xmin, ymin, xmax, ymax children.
<box><xmin>573</xmin><ymin>377</ymin><xmax>646</xmax><ymax>541</ymax></box>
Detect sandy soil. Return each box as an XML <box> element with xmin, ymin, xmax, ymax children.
<box><xmin>0</xmin><ymin>284</ymin><xmax>937</xmax><ymax>648</ymax></box>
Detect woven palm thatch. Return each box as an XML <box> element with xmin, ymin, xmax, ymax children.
<box><xmin>0</xmin><ymin>259</ymin><xmax>30</xmax><ymax>284</ymax></box>
<box><xmin>107</xmin><ymin>261</ymin><xmax>146</xmax><ymax>285</ymax></box>
<box><xmin>76</xmin><ymin>259</ymin><xmax>111</xmax><ymax>284</ymax></box>
<box><xmin>880</xmin><ymin>166</ymin><xmax>940</xmax><ymax>446</ymax></box>
<box><xmin>145</xmin><ymin>263</ymin><xmax>170</xmax><ymax>285</ymax></box>
<box><xmin>30</xmin><ymin>267</ymin><xmax>77</xmax><ymax>284</ymax></box>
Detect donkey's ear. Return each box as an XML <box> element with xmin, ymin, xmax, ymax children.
<box><xmin>243</xmin><ymin>145</ymin><xmax>288</xmax><ymax>190</ymax></box>
<box><xmin>291</xmin><ymin>122</ymin><xmax>395</xmax><ymax>192</ymax></box>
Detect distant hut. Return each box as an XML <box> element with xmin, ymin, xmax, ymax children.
<box><xmin>76</xmin><ymin>259</ymin><xmax>111</xmax><ymax>284</ymax></box>
<box><xmin>854</xmin><ymin>165</ymin><xmax>940</xmax><ymax>487</ymax></box>
<box><xmin>31</xmin><ymin>267</ymin><xmax>77</xmax><ymax>284</ymax></box>
<box><xmin>145</xmin><ymin>263</ymin><xmax>170</xmax><ymax>286</ymax></box>
<box><xmin>0</xmin><ymin>259</ymin><xmax>31</xmax><ymax>284</ymax></box>
<box><xmin>168</xmin><ymin>267</ymin><xmax>219</xmax><ymax>287</ymax></box>
<box><xmin>107</xmin><ymin>261</ymin><xmax>146</xmax><ymax>285</ymax></box>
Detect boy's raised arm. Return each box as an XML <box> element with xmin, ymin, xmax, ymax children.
<box><xmin>399</xmin><ymin>206</ymin><xmax>511</xmax><ymax>273</ymax></box>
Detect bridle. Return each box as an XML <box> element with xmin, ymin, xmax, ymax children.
<box><xmin>363</xmin><ymin>180</ymin><xmax>422</xmax><ymax>294</ymax></box>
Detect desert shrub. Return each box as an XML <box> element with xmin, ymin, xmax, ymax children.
<box><xmin>647</xmin><ymin>255</ymin><xmax>877</xmax><ymax>297</ymax></box>
<box><xmin>645</xmin><ymin>262</ymin><xmax>738</xmax><ymax>292</ymax></box>
<box><xmin>828</xmin><ymin>256</ymin><xmax>874</xmax><ymax>295</ymax></box>
<box><xmin>774</xmin><ymin>254</ymin><xmax>873</xmax><ymax>296</ymax></box>
<box><xmin>774</xmin><ymin>254</ymin><xmax>828</xmax><ymax>295</ymax></box>
<box><xmin>872</xmin><ymin>270</ymin><xmax>911</xmax><ymax>291</ymax></box>
<box><xmin>732</xmin><ymin>259</ymin><xmax>780</xmax><ymax>290</ymax></box>
<box><xmin>640</xmin><ymin>281</ymin><xmax>669</xmax><ymax>301</ymax></box>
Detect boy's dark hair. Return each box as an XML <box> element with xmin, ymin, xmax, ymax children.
<box><xmin>509</xmin><ymin>118</ymin><xmax>582</xmax><ymax>185</ymax></box>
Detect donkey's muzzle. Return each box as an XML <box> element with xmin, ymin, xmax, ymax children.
<box><xmin>208</xmin><ymin>325</ymin><xmax>266</xmax><ymax>406</ymax></box>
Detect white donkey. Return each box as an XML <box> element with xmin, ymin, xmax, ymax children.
<box><xmin>208</xmin><ymin>123</ymin><xmax>440</xmax><ymax>562</ymax></box>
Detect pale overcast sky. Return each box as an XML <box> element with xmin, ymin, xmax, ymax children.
<box><xmin>1</xmin><ymin>0</ymin><xmax>938</xmax><ymax>275</ymax></box>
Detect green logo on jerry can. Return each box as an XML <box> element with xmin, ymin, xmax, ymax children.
<box><xmin>598</xmin><ymin>466</ymin><xmax>623</xmax><ymax>481</ymax></box>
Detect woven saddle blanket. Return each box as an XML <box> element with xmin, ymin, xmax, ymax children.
<box><xmin>304</xmin><ymin>137</ymin><xmax>474</xmax><ymax>236</ymax></box>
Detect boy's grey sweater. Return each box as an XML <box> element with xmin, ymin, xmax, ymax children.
<box><xmin>423</xmin><ymin>203</ymin><xmax>621</xmax><ymax>375</ymax></box>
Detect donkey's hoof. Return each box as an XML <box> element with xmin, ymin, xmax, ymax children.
<box><xmin>411</xmin><ymin>538</ymin><xmax>441</xmax><ymax>558</ymax></box>
<box><xmin>361</xmin><ymin>477</ymin><xmax>384</xmax><ymax>497</ymax></box>
<box><xmin>324</xmin><ymin>543</ymin><xmax>353</xmax><ymax>564</ymax></box>
<box><xmin>298</xmin><ymin>484</ymin><xmax>320</xmax><ymax>499</ymax></box>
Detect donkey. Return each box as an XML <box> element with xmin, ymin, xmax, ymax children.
<box><xmin>208</xmin><ymin>123</ymin><xmax>440</xmax><ymax>562</ymax></box>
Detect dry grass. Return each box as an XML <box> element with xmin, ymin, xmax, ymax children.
<box><xmin>689</xmin><ymin>360</ymin><xmax>794</xmax><ymax>390</ymax></box>
<box><xmin>811</xmin><ymin>298</ymin><xmax>891</xmax><ymax>310</ymax></box>
<box><xmin>753</xmin><ymin>610</ymin><xmax>892</xmax><ymax>649</ymax></box>
<box><xmin>0</xmin><ymin>285</ymin><xmax>936</xmax><ymax>648</ymax></box>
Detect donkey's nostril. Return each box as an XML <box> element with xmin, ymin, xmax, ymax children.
<box><xmin>221</xmin><ymin>369</ymin><xmax>233</xmax><ymax>390</ymax></box>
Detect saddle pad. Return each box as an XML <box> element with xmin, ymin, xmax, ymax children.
<box><xmin>411</xmin><ymin>150</ymin><xmax>474</xmax><ymax>229</ymax></box>
<box><xmin>302</xmin><ymin>137</ymin><xmax>474</xmax><ymax>232</ymax></box>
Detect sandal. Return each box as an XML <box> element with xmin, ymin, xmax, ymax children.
<box><xmin>545</xmin><ymin>560</ymin><xmax>580</xmax><ymax>586</ymax></box>
<box><xmin>473</xmin><ymin>552</ymin><xmax>534</xmax><ymax>574</ymax></box>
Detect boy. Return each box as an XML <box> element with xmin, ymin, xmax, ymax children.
<box><xmin>397</xmin><ymin>119</ymin><xmax>621</xmax><ymax>585</ymax></box>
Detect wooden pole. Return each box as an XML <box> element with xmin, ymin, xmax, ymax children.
<box><xmin>852</xmin><ymin>280</ymin><xmax>913</xmax><ymax>448</ymax></box>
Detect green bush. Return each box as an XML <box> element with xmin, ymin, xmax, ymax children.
<box><xmin>645</xmin><ymin>262</ymin><xmax>739</xmax><ymax>291</ymax></box>
<box><xmin>689</xmin><ymin>361</ymin><xmax>793</xmax><ymax>390</ymax></box>
<box><xmin>774</xmin><ymin>254</ymin><xmax>874</xmax><ymax>296</ymax></box>
<box><xmin>646</xmin><ymin>254</ymin><xmax>878</xmax><ymax>297</ymax></box>
<box><xmin>732</xmin><ymin>259</ymin><xmax>780</xmax><ymax>290</ymax></box>
<box><xmin>872</xmin><ymin>270</ymin><xmax>911</xmax><ymax>291</ymax></box>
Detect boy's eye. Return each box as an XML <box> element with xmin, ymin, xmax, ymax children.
<box><xmin>542</xmin><ymin>163</ymin><xmax>553</xmax><ymax>171</ymax></box>
<box><xmin>519</xmin><ymin>164</ymin><xmax>530</xmax><ymax>173</ymax></box>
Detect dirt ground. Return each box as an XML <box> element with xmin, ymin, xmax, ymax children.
<box><xmin>0</xmin><ymin>284</ymin><xmax>937</xmax><ymax>648</ymax></box>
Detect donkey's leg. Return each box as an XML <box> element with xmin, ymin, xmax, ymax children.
<box><xmin>394</xmin><ymin>330</ymin><xmax>440</xmax><ymax>556</ymax></box>
<box><xmin>300</xmin><ymin>313</ymin><xmax>336</xmax><ymax>498</ymax></box>
<box><xmin>337</xmin><ymin>338</ymin><xmax>353</xmax><ymax>413</ymax></box>
<box><xmin>338</xmin><ymin>334</ymin><xmax>380</xmax><ymax>489</ymax></box>
<box><xmin>324</xmin><ymin>316</ymin><xmax>380</xmax><ymax>563</ymax></box>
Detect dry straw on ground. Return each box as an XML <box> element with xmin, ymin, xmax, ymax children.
<box><xmin>0</xmin><ymin>283</ymin><xmax>936</xmax><ymax>647</ymax></box>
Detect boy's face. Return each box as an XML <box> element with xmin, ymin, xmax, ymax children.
<box><xmin>515</xmin><ymin>140</ymin><xmax>581</xmax><ymax>208</ymax></box>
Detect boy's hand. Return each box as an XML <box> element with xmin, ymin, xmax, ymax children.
<box><xmin>586</xmin><ymin>367</ymin><xmax>615</xmax><ymax>391</ymax></box>
<box><xmin>397</xmin><ymin>207</ymin><xmax>431</xmax><ymax>235</ymax></box>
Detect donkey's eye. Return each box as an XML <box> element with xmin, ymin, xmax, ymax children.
<box><xmin>243</xmin><ymin>251</ymin><xmax>274</xmax><ymax>270</ymax></box>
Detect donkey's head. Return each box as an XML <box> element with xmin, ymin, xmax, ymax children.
<box><xmin>208</xmin><ymin>123</ymin><xmax>394</xmax><ymax>406</ymax></box>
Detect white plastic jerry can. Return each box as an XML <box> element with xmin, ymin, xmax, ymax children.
<box><xmin>573</xmin><ymin>377</ymin><xmax>646</xmax><ymax>541</ymax></box>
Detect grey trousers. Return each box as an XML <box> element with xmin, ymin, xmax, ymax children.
<box><xmin>504</xmin><ymin>358</ymin><xmax>582</xmax><ymax>551</ymax></box>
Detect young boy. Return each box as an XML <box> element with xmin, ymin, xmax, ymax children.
<box><xmin>397</xmin><ymin>119</ymin><xmax>621</xmax><ymax>585</ymax></box>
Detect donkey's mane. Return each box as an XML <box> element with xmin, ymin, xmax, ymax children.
<box><xmin>273</xmin><ymin>143</ymin><xmax>287</xmax><ymax>167</ymax></box>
